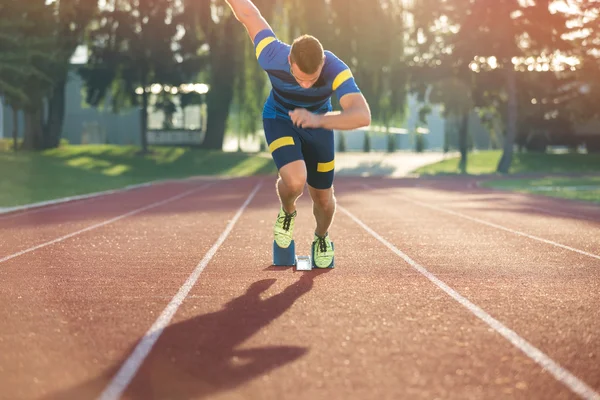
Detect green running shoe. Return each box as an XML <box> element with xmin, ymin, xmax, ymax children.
<box><xmin>274</xmin><ymin>208</ymin><xmax>297</xmax><ymax>248</ymax></box>
<box><xmin>312</xmin><ymin>233</ymin><xmax>334</xmax><ymax>269</ymax></box>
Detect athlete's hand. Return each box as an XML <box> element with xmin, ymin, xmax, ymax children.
<box><xmin>289</xmin><ymin>109</ymin><xmax>322</xmax><ymax>128</ymax></box>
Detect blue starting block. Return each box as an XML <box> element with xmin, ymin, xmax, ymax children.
<box><xmin>273</xmin><ymin>241</ymin><xmax>314</xmax><ymax>270</ymax></box>
<box><xmin>273</xmin><ymin>240</ymin><xmax>296</xmax><ymax>266</ymax></box>
<box><xmin>274</xmin><ymin>240</ymin><xmax>333</xmax><ymax>270</ymax></box>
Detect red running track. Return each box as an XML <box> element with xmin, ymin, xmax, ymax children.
<box><xmin>0</xmin><ymin>176</ymin><xmax>598</xmax><ymax>400</ymax></box>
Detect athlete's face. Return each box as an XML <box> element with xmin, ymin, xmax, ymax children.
<box><xmin>289</xmin><ymin>57</ymin><xmax>324</xmax><ymax>89</ymax></box>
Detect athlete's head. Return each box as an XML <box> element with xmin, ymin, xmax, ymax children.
<box><xmin>288</xmin><ymin>34</ymin><xmax>325</xmax><ymax>89</ymax></box>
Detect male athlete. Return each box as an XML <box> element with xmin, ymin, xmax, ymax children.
<box><xmin>224</xmin><ymin>0</ymin><xmax>371</xmax><ymax>268</ymax></box>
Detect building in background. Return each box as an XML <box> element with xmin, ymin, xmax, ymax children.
<box><xmin>1</xmin><ymin>46</ymin><xmax>207</xmax><ymax>147</ymax></box>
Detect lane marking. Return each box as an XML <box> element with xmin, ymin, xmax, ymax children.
<box><xmin>0</xmin><ymin>176</ymin><xmax>231</xmax><ymax>220</ymax></box>
<box><xmin>363</xmin><ymin>184</ymin><xmax>600</xmax><ymax>261</ymax></box>
<box><xmin>0</xmin><ymin>181</ymin><xmax>158</xmax><ymax>218</ymax></box>
<box><xmin>0</xmin><ymin>183</ymin><xmax>215</xmax><ymax>265</ymax></box>
<box><xmin>98</xmin><ymin>181</ymin><xmax>263</xmax><ymax>400</ymax></box>
<box><xmin>474</xmin><ymin>180</ymin><xmax>600</xmax><ymax>221</ymax></box>
<box><xmin>340</xmin><ymin>205</ymin><xmax>600</xmax><ymax>400</ymax></box>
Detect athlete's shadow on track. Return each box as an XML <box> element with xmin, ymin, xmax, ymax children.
<box><xmin>46</xmin><ymin>270</ymin><xmax>330</xmax><ymax>400</ymax></box>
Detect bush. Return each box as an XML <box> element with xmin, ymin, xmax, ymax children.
<box><xmin>585</xmin><ymin>137</ymin><xmax>600</xmax><ymax>153</ymax></box>
<box><xmin>337</xmin><ymin>132</ymin><xmax>346</xmax><ymax>152</ymax></box>
<box><xmin>387</xmin><ymin>133</ymin><xmax>396</xmax><ymax>153</ymax></box>
<box><xmin>363</xmin><ymin>132</ymin><xmax>371</xmax><ymax>152</ymax></box>
<box><xmin>415</xmin><ymin>132</ymin><xmax>426</xmax><ymax>153</ymax></box>
<box><xmin>0</xmin><ymin>139</ymin><xmax>20</xmax><ymax>151</ymax></box>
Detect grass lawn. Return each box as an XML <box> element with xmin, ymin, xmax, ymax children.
<box><xmin>413</xmin><ymin>150</ymin><xmax>600</xmax><ymax>176</ymax></box>
<box><xmin>0</xmin><ymin>144</ymin><xmax>277</xmax><ymax>208</ymax></box>
<box><xmin>412</xmin><ymin>150</ymin><xmax>600</xmax><ymax>204</ymax></box>
<box><xmin>479</xmin><ymin>176</ymin><xmax>600</xmax><ymax>204</ymax></box>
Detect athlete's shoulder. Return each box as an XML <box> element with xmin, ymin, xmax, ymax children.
<box><xmin>322</xmin><ymin>51</ymin><xmax>358</xmax><ymax>93</ymax></box>
<box><xmin>322</xmin><ymin>51</ymin><xmax>349</xmax><ymax>74</ymax></box>
<box><xmin>254</xmin><ymin>29</ymin><xmax>289</xmax><ymax>70</ymax></box>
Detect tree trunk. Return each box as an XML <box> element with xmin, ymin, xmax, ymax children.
<box><xmin>497</xmin><ymin>65</ymin><xmax>517</xmax><ymax>174</ymax></box>
<box><xmin>43</xmin><ymin>73</ymin><xmax>67</xmax><ymax>149</ymax></box>
<box><xmin>202</xmin><ymin>17</ymin><xmax>240</xmax><ymax>150</ymax></box>
<box><xmin>21</xmin><ymin>103</ymin><xmax>44</xmax><ymax>150</ymax></box>
<box><xmin>12</xmin><ymin>107</ymin><xmax>19</xmax><ymax>151</ymax></box>
<box><xmin>458</xmin><ymin>112</ymin><xmax>469</xmax><ymax>174</ymax></box>
<box><xmin>140</xmin><ymin>83</ymin><xmax>149</xmax><ymax>154</ymax></box>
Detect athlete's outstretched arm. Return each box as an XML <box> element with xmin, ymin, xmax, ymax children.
<box><xmin>289</xmin><ymin>93</ymin><xmax>371</xmax><ymax>130</ymax></box>
<box><xmin>224</xmin><ymin>0</ymin><xmax>272</xmax><ymax>41</ymax></box>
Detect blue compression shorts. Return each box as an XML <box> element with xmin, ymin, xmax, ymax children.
<box><xmin>263</xmin><ymin>117</ymin><xmax>335</xmax><ymax>190</ymax></box>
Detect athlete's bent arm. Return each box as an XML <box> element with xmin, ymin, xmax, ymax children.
<box><xmin>224</xmin><ymin>0</ymin><xmax>271</xmax><ymax>41</ymax></box>
<box><xmin>289</xmin><ymin>93</ymin><xmax>371</xmax><ymax>130</ymax></box>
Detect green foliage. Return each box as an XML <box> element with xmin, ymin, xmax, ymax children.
<box><xmin>277</xmin><ymin>0</ymin><xmax>408</xmax><ymax>128</ymax></box>
<box><xmin>0</xmin><ymin>1</ymin><xmax>57</xmax><ymax>107</ymax></box>
<box><xmin>328</xmin><ymin>0</ymin><xmax>408</xmax><ymax>127</ymax></box>
<box><xmin>407</xmin><ymin>0</ymin><xmax>573</xmax><ymax>173</ymax></box>
<box><xmin>481</xmin><ymin>176</ymin><xmax>600</xmax><ymax>204</ymax></box>
<box><xmin>413</xmin><ymin>150</ymin><xmax>600</xmax><ymax>175</ymax></box>
<box><xmin>414</xmin><ymin>132</ymin><xmax>426</xmax><ymax>153</ymax></box>
<box><xmin>0</xmin><ymin>145</ymin><xmax>277</xmax><ymax>207</ymax></box>
<box><xmin>233</xmin><ymin>37</ymin><xmax>268</xmax><ymax>137</ymax></box>
<box><xmin>80</xmin><ymin>0</ymin><xmax>200</xmax><ymax>112</ymax></box>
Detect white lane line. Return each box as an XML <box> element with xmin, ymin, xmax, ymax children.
<box><xmin>363</xmin><ymin>184</ymin><xmax>600</xmax><ymax>261</ymax></box>
<box><xmin>0</xmin><ymin>181</ymin><xmax>159</xmax><ymax>218</ymax></box>
<box><xmin>474</xmin><ymin>180</ymin><xmax>600</xmax><ymax>220</ymax></box>
<box><xmin>0</xmin><ymin>177</ymin><xmax>239</xmax><ymax>220</ymax></box>
<box><xmin>0</xmin><ymin>196</ymin><xmax>105</xmax><ymax>221</ymax></box>
<box><xmin>97</xmin><ymin>181</ymin><xmax>263</xmax><ymax>400</ymax></box>
<box><xmin>0</xmin><ymin>183</ymin><xmax>214</xmax><ymax>265</ymax></box>
<box><xmin>529</xmin><ymin>206</ymin><xmax>597</xmax><ymax>220</ymax></box>
<box><xmin>340</xmin><ymin>205</ymin><xmax>600</xmax><ymax>400</ymax></box>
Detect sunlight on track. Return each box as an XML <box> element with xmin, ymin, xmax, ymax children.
<box><xmin>0</xmin><ymin>183</ymin><xmax>214</xmax><ymax>265</ymax></box>
<box><xmin>340</xmin><ymin>205</ymin><xmax>600</xmax><ymax>400</ymax></box>
<box><xmin>363</xmin><ymin>184</ymin><xmax>600</xmax><ymax>262</ymax></box>
<box><xmin>98</xmin><ymin>181</ymin><xmax>263</xmax><ymax>400</ymax></box>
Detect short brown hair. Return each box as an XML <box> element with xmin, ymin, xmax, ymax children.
<box><xmin>290</xmin><ymin>35</ymin><xmax>325</xmax><ymax>74</ymax></box>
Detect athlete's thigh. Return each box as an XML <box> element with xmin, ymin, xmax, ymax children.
<box><xmin>263</xmin><ymin>117</ymin><xmax>304</xmax><ymax>170</ymax></box>
<box><xmin>301</xmin><ymin>127</ymin><xmax>335</xmax><ymax>190</ymax></box>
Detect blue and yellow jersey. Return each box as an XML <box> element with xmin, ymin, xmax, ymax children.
<box><xmin>253</xmin><ymin>29</ymin><xmax>361</xmax><ymax>120</ymax></box>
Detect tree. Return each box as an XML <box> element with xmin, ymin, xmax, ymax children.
<box><xmin>429</xmin><ymin>78</ymin><xmax>474</xmax><ymax>172</ymax></box>
<box><xmin>42</xmin><ymin>0</ymin><xmax>98</xmax><ymax>149</ymax></box>
<box><xmin>408</xmin><ymin>0</ymin><xmax>572</xmax><ymax>172</ymax></box>
<box><xmin>189</xmin><ymin>0</ymin><xmax>411</xmax><ymax>151</ymax></box>
<box><xmin>1</xmin><ymin>0</ymin><xmax>98</xmax><ymax>151</ymax></box>
<box><xmin>0</xmin><ymin>14</ymin><xmax>52</xmax><ymax>150</ymax></box>
<box><xmin>81</xmin><ymin>0</ymin><xmax>194</xmax><ymax>153</ymax></box>
<box><xmin>0</xmin><ymin>1</ymin><xmax>57</xmax><ymax>150</ymax></box>
<box><xmin>328</xmin><ymin>0</ymin><xmax>409</xmax><ymax>128</ymax></box>
<box><xmin>182</xmin><ymin>0</ymin><xmax>278</xmax><ymax>150</ymax></box>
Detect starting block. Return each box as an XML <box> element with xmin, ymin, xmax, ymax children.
<box><xmin>273</xmin><ymin>240</ymin><xmax>313</xmax><ymax>271</ymax></box>
<box><xmin>273</xmin><ymin>240</ymin><xmax>296</xmax><ymax>266</ymax></box>
<box><xmin>295</xmin><ymin>255</ymin><xmax>312</xmax><ymax>271</ymax></box>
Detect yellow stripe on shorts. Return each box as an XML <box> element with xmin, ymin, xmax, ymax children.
<box><xmin>317</xmin><ymin>160</ymin><xmax>335</xmax><ymax>173</ymax></box>
<box><xmin>256</xmin><ymin>37</ymin><xmax>276</xmax><ymax>59</ymax></box>
<box><xmin>269</xmin><ymin>136</ymin><xmax>295</xmax><ymax>153</ymax></box>
<box><xmin>332</xmin><ymin>69</ymin><xmax>353</xmax><ymax>91</ymax></box>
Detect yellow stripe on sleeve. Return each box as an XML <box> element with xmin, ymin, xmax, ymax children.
<box><xmin>317</xmin><ymin>160</ymin><xmax>335</xmax><ymax>173</ymax></box>
<box><xmin>256</xmin><ymin>37</ymin><xmax>276</xmax><ymax>59</ymax></box>
<box><xmin>332</xmin><ymin>69</ymin><xmax>353</xmax><ymax>91</ymax></box>
<box><xmin>269</xmin><ymin>136</ymin><xmax>295</xmax><ymax>153</ymax></box>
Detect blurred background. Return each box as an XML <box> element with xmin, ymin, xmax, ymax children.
<box><xmin>1</xmin><ymin>0</ymin><xmax>599</xmax><ymax>175</ymax></box>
